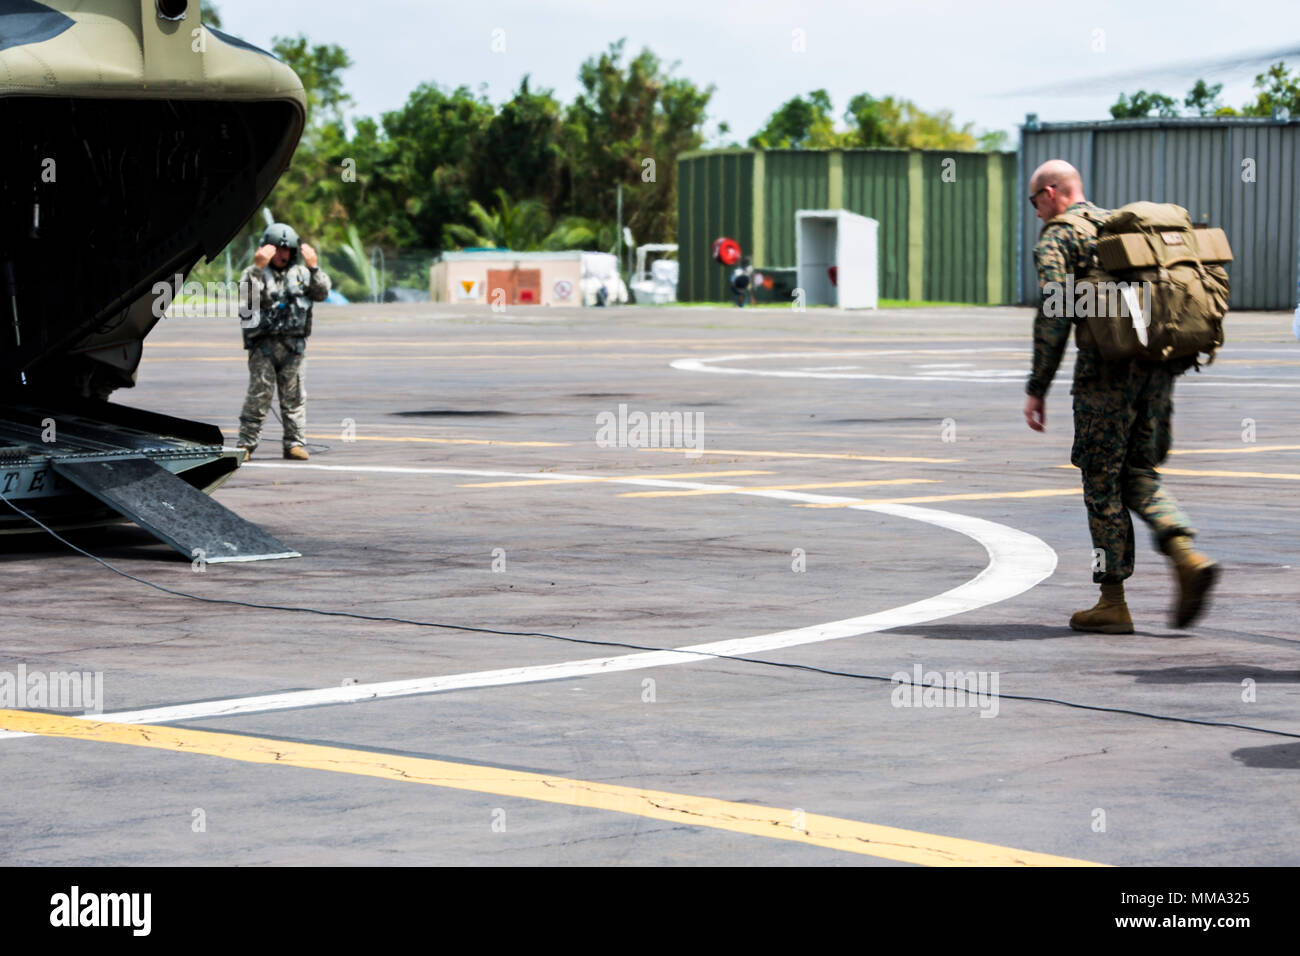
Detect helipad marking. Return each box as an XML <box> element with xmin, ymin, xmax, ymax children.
<box><xmin>673</xmin><ymin>350</ymin><xmax>1300</xmax><ymax>387</ymax></box>
<box><xmin>620</xmin><ymin>478</ymin><xmax>938</xmax><ymax>498</ymax></box>
<box><xmin>672</xmin><ymin>351</ymin><xmax>1026</xmax><ymax>383</ymax></box>
<box><xmin>462</xmin><ymin>470</ymin><xmax>772</xmax><ymax>487</ymax></box>
<box><xmin>0</xmin><ymin>710</ymin><xmax>1102</xmax><ymax>866</ymax></box>
<box><xmin>0</xmin><ymin>464</ymin><xmax>1057</xmax><ymax>739</ymax></box>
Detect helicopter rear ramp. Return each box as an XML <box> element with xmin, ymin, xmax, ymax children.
<box><xmin>0</xmin><ymin>398</ymin><xmax>298</xmax><ymax>561</ymax></box>
<box><xmin>51</xmin><ymin>456</ymin><xmax>298</xmax><ymax>564</ymax></box>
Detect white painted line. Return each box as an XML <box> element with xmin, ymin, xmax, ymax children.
<box><xmin>0</xmin><ymin>466</ymin><xmax>1057</xmax><ymax>739</ymax></box>
<box><xmin>671</xmin><ymin>350</ymin><xmax>1033</xmax><ymax>384</ymax></box>
<box><xmin>673</xmin><ymin>350</ymin><xmax>1300</xmax><ymax>387</ymax></box>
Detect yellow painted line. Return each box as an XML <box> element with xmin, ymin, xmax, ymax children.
<box><xmin>636</xmin><ymin>447</ymin><xmax>961</xmax><ymax>464</ymax></box>
<box><xmin>1055</xmin><ymin>464</ymin><xmax>1300</xmax><ymax>480</ymax></box>
<box><xmin>0</xmin><ymin>710</ymin><xmax>1102</xmax><ymax>867</ymax></box>
<box><xmin>1169</xmin><ymin>444</ymin><xmax>1300</xmax><ymax>456</ymax></box>
<box><xmin>461</xmin><ymin>470</ymin><xmax>773</xmax><ymax>488</ymax></box>
<box><xmin>621</xmin><ymin>478</ymin><xmax>940</xmax><ymax>499</ymax></box>
<box><xmin>302</xmin><ymin>434</ymin><xmax>570</xmax><ymax>447</ymax></box>
<box><xmin>800</xmin><ymin>488</ymin><xmax>1081</xmax><ymax>509</ymax></box>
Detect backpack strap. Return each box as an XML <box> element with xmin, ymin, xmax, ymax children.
<box><xmin>1046</xmin><ymin>212</ymin><xmax>1100</xmax><ymax>237</ymax></box>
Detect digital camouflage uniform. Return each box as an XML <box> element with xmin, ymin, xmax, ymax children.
<box><xmin>1027</xmin><ymin>201</ymin><xmax>1195</xmax><ymax>584</ymax></box>
<box><xmin>237</xmin><ymin>261</ymin><xmax>330</xmax><ymax>453</ymax></box>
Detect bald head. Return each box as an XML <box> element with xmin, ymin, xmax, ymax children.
<box><xmin>1029</xmin><ymin>159</ymin><xmax>1082</xmax><ymax>194</ymax></box>
<box><xmin>1029</xmin><ymin>159</ymin><xmax>1085</xmax><ymax>220</ymax></box>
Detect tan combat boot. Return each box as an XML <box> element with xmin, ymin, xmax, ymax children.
<box><xmin>284</xmin><ymin>445</ymin><xmax>310</xmax><ymax>461</ymax></box>
<box><xmin>1069</xmin><ymin>582</ymin><xmax>1134</xmax><ymax>634</ymax></box>
<box><xmin>1164</xmin><ymin>535</ymin><xmax>1219</xmax><ymax>629</ymax></box>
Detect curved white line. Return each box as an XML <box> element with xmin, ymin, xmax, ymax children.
<box><xmin>671</xmin><ymin>350</ymin><xmax>1028</xmax><ymax>384</ymax></box>
<box><xmin>0</xmin><ymin>465</ymin><xmax>1056</xmax><ymax>737</ymax></box>
<box><xmin>673</xmin><ymin>350</ymin><xmax>1300</xmax><ymax>387</ymax></box>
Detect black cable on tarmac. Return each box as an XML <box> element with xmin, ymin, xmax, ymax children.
<box><xmin>2</xmin><ymin>490</ymin><xmax>1297</xmax><ymax>742</ymax></box>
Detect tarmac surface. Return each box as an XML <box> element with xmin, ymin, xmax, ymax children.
<box><xmin>2</xmin><ymin>302</ymin><xmax>1298</xmax><ymax>866</ymax></box>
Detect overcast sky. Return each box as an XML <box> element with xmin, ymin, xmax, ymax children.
<box><xmin>219</xmin><ymin>0</ymin><xmax>1300</xmax><ymax>143</ymax></box>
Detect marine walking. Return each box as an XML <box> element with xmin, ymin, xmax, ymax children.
<box><xmin>1022</xmin><ymin>159</ymin><xmax>1220</xmax><ymax>632</ymax></box>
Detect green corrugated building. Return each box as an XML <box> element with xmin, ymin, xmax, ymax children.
<box><xmin>677</xmin><ymin>148</ymin><xmax>1018</xmax><ymax>304</ymax></box>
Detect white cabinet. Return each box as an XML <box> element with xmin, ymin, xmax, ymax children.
<box><xmin>796</xmin><ymin>209</ymin><xmax>879</xmax><ymax>309</ymax></box>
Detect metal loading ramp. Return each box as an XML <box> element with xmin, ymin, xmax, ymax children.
<box><xmin>51</xmin><ymin>456</ymin><xmax>299</xmax><ymax>563</ymax></box>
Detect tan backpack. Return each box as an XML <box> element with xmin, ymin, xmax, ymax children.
<box><xmin>1049</xmin><ymin>202</ymin><xmax>1232</xmax><ymax>363</ymax></box>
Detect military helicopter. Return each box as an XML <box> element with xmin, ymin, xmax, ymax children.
<box><xmin>0</xmin><ymin>0</ymin><xmax>305</xmax><ymax>561</ymax></box>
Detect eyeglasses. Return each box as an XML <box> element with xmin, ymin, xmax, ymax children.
<box><xmin>1028</xmin><ymin>184</ymin><xmax>1056</xmax><ymax>207</ymax></box>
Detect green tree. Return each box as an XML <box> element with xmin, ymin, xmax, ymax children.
<box><xmin>330</xmin><ymin>224</ymin><xmax>385</xmax><ymax>302</ymax></box>
<box><xmin>977</xmin><ymin>129</ymin><xmax>1011</xmax><ymax>151</ymax></box>
<box><xmin>542</xmin><ymin>216</ymin><xmax>609</xmax><ymax>252</ymax></box>
<box><xmin>562</xmin><ymin>40</ymin><xmax>712</xmax><ymax>245</ymax></box>
<box><xmin>843</xmin><ymin>94</ymin><xmax>979</xmax><ymax>150</ymax></box>
<box><xmin>443</xmin><ymin>189</ymin><xmax>551</xmax><ymax>250</ymax></box>
<box><xmin>377</xmin><ymin>84</ymin><xmax>494</xmax><ymax>250</ymax></box>
<box><xmin>750</xmin><ymin>90</ymin><xmax>840</xmax><ymax>148</ymax></box>
<box><xmin>753</xmin><ymin>90</ymin><xmax>985</xmax><ymax>152</ymax></box>
<box><xmin>844</xmin><ymin>93</ymin><xmax>890</xmax><ymax>147</ymax></box>
<box><xmin>442</xmin><ymin>190</ymin><xmax>611</xmax><ymax>253</ymax></box>
<box><xmin>1242</xmin><ymin>61</ymin><xmax>1300</xmax><ymax>116</ymax></box>
<box><xmin>337</xmin><ymin>116</ymin><xmax>420</xmax><ymax>249</ymax></box>
<box><xmin>469</xmin><ymin>77</ymin><xmax>567</xmax><ymax>213</ymax></box>
<box><xmin>272</xmin><ymin>35</ymin><xmax>354</xmax><ymax>126</ymax></box>
<box><xmin>201</xmin><ymin>2</ymin><xmax>222</xmax><ymax>28</ymax></box>
<box><xmin>254</xmin><ymin>38</ymin><xmax>358</xmax><ymax>247</ymax></box>
<box><xmin>1109</xmin><ymin>90</ymin><xmax>1180</xmax><ymax>118</ymax></box>
<box><xmin>1184</xmin><ymin>79</ymin><xmax>1224</xmax><ymax>116</ymax></box>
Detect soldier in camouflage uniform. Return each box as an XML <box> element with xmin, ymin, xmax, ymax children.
<box><xmin>237</xmin><ymin>222</ymin><xmax>331</xmax><ymax>460</ymax></box>
<box><xmin>1023</xmin><ymin>159</ymin><xmax>1218</xmax><ymax>632</ymax></box>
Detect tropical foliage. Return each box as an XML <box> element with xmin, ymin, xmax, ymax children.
<box><xmin>195</xmin><ymin>8</ymin><xmax>1020</xmax><ymax>288</ymax></box>
<box><xmin>1112</xmin><ymin>65</ymin><xmax>1300</xmax><ymax>119</ymax></box>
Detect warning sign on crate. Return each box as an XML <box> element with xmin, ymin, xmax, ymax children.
<box><xmin>458</xmin><ymin>279</ymin><xmax>479</xmax><ymax>299</ymax></box>
<box><xmin>553</xmin><ymin>279</ymin><xmax>573</xmax><ymax>301</ymax></box>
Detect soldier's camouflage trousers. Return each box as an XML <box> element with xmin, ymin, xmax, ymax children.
<box><xmin>1071</xmin><ymin>357</ymin><xmax>1195</xmax><ymax>583</ymax></box>
<box><xmin>238</xmin><ymin>336</ymin><xmax>306</xmax><ymax>452</ymax></box>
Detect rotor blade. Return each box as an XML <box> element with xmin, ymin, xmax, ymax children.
<box><xmin>1000</xmin><ymin>44</ymin><xmax>1300</xmax><ymax>97</ymax></box>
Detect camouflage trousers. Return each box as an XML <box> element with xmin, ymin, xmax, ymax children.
<box><xmin>1071</xmin><ymin>358</ymin><xmax>1194</xmax><ymax>583</ymax></box>
<box><xmin>237</xmin><ymin>337</ymin><xmax>306</xmax><ymax>452</ymax></box>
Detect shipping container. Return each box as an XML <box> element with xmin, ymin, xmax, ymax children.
<box><xmin>678</xmin><ymin>147</ymin><xmax>1019</xmax><ymax>304</ymax></box>
<box><xmin>1020</xmin><ymin>117</ymin><xmax>1300</xmax><ymax>309</ymax></box>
